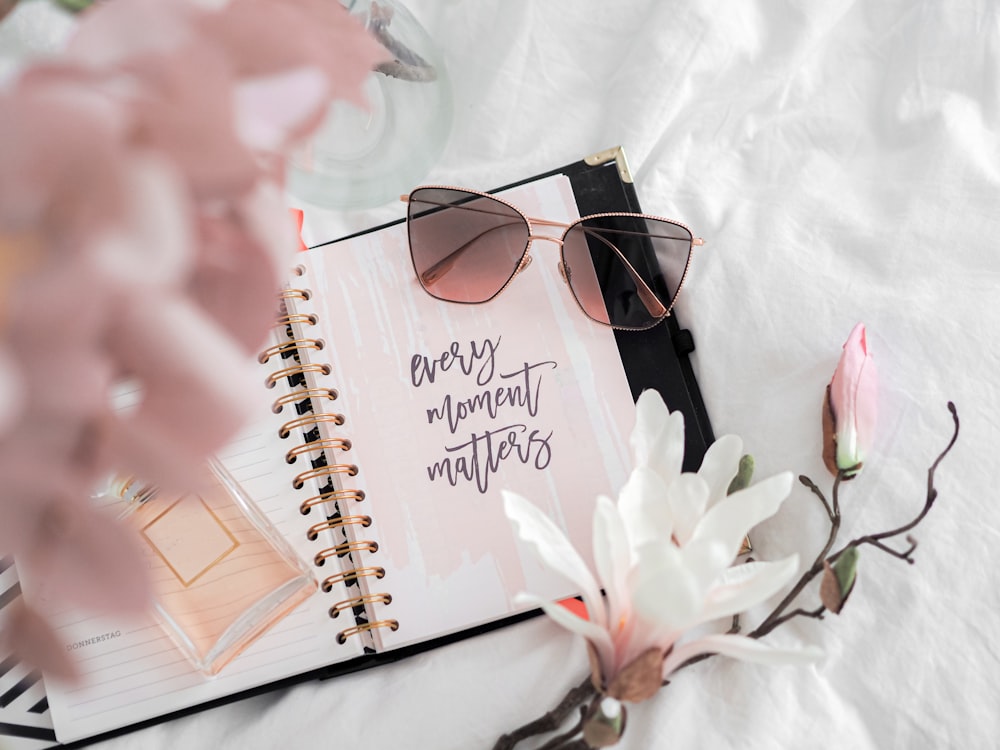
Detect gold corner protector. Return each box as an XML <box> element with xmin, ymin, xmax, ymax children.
<box><xmin>583</xmin><ymin>145</ymin><xmax>634</xmax><ymax>183</ymax></box>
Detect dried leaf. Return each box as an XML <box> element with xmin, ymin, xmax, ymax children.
<box><xmin>582</xmin><ymin>697</ymin><xmax>628</xmax><ymax>748</ymax></box>
<box><xmin>819</xmin><ymin>561</ymin><xmax>843</xmax><ymax>613</ymax></box>
<box><xmin>606</xmin><ymin>647</ymin><xmax>664</xmax><ymax>703</ymax></box>
<box><xmin>822</xmin><ymin>385</ymin><xmax>839</xmax><ymax>477</ymax></box>
<box><xmin>819</xmin><ymin>548</ymin><xmax>860</xmax><ymax>614</ymax></box>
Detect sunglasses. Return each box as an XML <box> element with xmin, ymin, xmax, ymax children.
<box><xmin>402</xmin><ymin>186</ymin><xmax>704</xmax><ymax>330</ymax></box>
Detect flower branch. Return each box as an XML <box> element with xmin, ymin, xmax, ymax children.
<box><xmin>750</xmin><ymin>400</ymin><xmax>958</xmax><ymax>638</ymax></box>
<box><xmin>496</xmin><ymin>325</ymin><xmax>959</xmax><ymax>749</ymax></box>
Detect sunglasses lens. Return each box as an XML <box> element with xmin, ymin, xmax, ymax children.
<box><xmin>561</xmin><ymin>215</ymin><xmax>693</xmax><ymax>329</ymax></box>
<box><xmin>407</xmin><ymin>188</ymin><xmax>530</xmax><ymax>303</ymax></box>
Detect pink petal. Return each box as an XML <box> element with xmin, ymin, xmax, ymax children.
<box><xmin>66</xmin><ymin>0</ymin><xmax>200</xmax><ymax>66</ymax></box>
<box><xmin>104</xmin><ymin>296</ymin><xmax>259</xmax><ymax>487</ymax></box>
<box><xmin>92</xmin><ymin>154</ymin><xmax>194</xmax><ymax>288</ymax></box>
<box><xmin>1</xmin><ymin>601</ymin><xmax>81</xmax><ymax>682</ymax></box>
<box><xmin>0</xmin><ymin>348</ymin><xmax>24</xmax><ymax>433</ymax></box>
<box><xmin>17</xmin><ymin>499</ymin><xmax>152</xmax><ymax>616</ymax></box>
<box><xmin>234</xmin><ymin>67</ymin><xmax>330</xmax><ymax>152</ymax></box>
<box><xmin>189</xmin><ymin>181</ymin><xmax>292</xmax><ymax>354</ymax></box>
<box><xmin>120</xmin><ymin>46</ymin><xmax>258</xmax><ymax>199</ymax></box>
<box><xmin>0</xmin><ymin>67</ymin><xmax>126</xmax><ymax>248</ymax></box>
<box><xmin>200</xmin><ymin>0</ymin><xmax>390</xmax><ymax>109</ymax></box>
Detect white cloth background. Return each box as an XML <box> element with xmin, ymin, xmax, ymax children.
<box><xmin>3</xmin><ymin>1</ymin><xmax>998</xmax><ymax>748</ymax></box>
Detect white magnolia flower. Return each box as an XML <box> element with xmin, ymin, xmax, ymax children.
<box><xmin>505</xmin><ymin>390</ymin><xmax>822</xmax><ymax>702</ymax></box>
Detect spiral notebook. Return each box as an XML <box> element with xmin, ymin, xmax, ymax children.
<box><xmin>1</xmin><ymin>147</ymin><xmax>714</xmax><ymax>747</ymax></box>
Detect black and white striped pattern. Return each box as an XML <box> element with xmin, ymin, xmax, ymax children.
<box><xmin>0</xmin><ymin>557</ymin><xmax>58</xmax><ymax>749</ymax></box>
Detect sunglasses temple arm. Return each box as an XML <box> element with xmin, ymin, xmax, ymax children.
<box><xmin>580</xmin><ymin>228</ymin><xmax>668</xmax><ymax>319</ymax></box>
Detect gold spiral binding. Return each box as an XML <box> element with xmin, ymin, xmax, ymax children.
<box><xmin>293</xmin><ymin>463</ymin><xmax>358</xmax><ymax>489</ymax></box>
<box><xmin>279</xmin><ymin>412</ymin><xmax>345</xmax><ymax>438</ymax></box>
<box><xmin>336</xmin><ymin>620</ymin><xmax>399</xmax><ymax>645</ymax></box>
<box><xmin>306</xmin><ymin>514</ymin><xmax>372</xmax><ymax>541</ymax></box>
<box><xmin>269</xmin><ymin>282</ymin><xmax>386</xmax><ymax>643</ymax></box>
<box><xmin>299</xmin><ymin>488</ymin><xmax>366</xmax><ymax>514</ymax></box>
<box><xmin>272</xmin><ymin>387</ymin><xmax>338</xmax><ymax>414</ymax></box>
<box><xmin>273</xmin><ymin>313</ymin><xmax>318</xmax><ymax>328</ymax></box>
<box><xmin>258</xmin><ymin>338</ymin><xmax>324</xmax><ymax>364</ymax></box>
<box><xmin>314</xmin><ymin>540</ymin><xmax>378</xmax><ymax>566</ymax></box>
<box><xmin>266</xmin><ymin>363</ymin><xmax>332</xmax><ymax>389</ymax></box>
<box><xmin>329</xmin><ymin>593</ymin><xmax>391</xmax><ymax>619</ymax></box>
<box><xmin>321</xmin><ymin>566</ymin><xmax>385</xmax><ymax>592</ymax></box>
<box><xmin>286</xmin><ymin>437</ymin><xmax>352</xmax><ymax>463</ymax></box>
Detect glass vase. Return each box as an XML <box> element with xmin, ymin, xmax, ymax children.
<box><xmin>287</xmin><ymin>0</ymin><xmax>453</xmax><ymax>209</ymax></box>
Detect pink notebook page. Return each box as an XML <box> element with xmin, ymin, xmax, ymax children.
<box><xmin>298</xmin><ymin>174</ymin><xmax>636</xmax><ymax>650</ymax></box>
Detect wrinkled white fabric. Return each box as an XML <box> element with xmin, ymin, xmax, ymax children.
<box><xmin>5</xmin><ymin>0</ymin><xmax>993</xmax><ymax>747</ymax></box>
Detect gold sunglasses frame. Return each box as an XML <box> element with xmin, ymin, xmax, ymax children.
<box><xmin>402</xmin><ymin>186</ymin><xmax>704</xmax><ymax>331</ymax></box>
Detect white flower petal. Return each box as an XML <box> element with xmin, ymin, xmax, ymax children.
<box><xmin>593</xmin><ymin>496</ymin><xmax>630</xmax><ymax>629</ymax></box>
<box><xmin>698</xmin><ymin>434</ymin><xmax>743</xmax><ymax>506</ymax></box>
<box><xmin>617</xmin><ymin>467</ymin><xmax>672</xmax><ymax>551</ymax></box>
<box><xmin>504</xmin><ymin>491</ymin><xmax>607</xmax><ymax>629</ymax></box>
<box><xmin>691</xmin><ymin>471</ymin><xmax>793</xmax><ymax>566</ymax></box>
<box><xmin>632</xmin><ymin>542</ymin><xmax>702</xmax><ymax>632</ymax></box>
<box><xmin>679</xmin><ymin>536</ymin><xmax>734</xmax><ymax>593</ymax></box>
<box><xmin>663</xmin><ymin>633</ymin><xmax>823</xmax><ymax>677</ymax></box>
<box><xmin>514</xmin><ymin>592</ymin><xmax>615</xmax><ymax>670</ymax></box>
<box><xmin>631</xmin><ymin>390</ymin><xmax>684</xmax><ymax>486</ymax></box>
<box><xmin>701</xmin><ymin>555</ymin><xmax>800</xmax><ymax>622</ymax></box>
<box><xmin>667</xmin><ymin>472</ymin><xmax>711</xmax><ymax>546</ymax></box>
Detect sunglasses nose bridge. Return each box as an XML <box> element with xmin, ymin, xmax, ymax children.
<box><xmin>525</xmin><ymin>233</ymin><xmax>563</xmax><ymax>248</ymax></box>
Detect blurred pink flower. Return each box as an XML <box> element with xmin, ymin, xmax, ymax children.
<box><xmin>824</xmin><ymin>323</ymin><xmax>878</xmax><ymax>477</ymax></box>
<box><xmin>0</xmin><ymin>0</ymin><xmax>389</xmax><ymax>676</ymax></box>
<box><xmin>505</xmin><ymin>391</ymin><xmax>821</xmax><ymax>703</ymax></box>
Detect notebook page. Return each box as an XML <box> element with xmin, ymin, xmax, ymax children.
<box><xmin>301</xmin><ymin>175</ymin><xmax>637</xmax><ymax>650</ymax></box>
<box><xmin>25</xmin><ymin>345</ymin><xmax>367</xmax><ymax>743</ymax></box>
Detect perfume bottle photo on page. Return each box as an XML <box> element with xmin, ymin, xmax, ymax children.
<box><xmin>112</xmin><ymin>460</ymin><xmax>317</xmax><ymax>676</ymax></box>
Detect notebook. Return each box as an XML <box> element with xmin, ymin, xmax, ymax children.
<box><xmin>0</xmin><ymin>147</ymin><xmax>714</xmax><ymax>747</ymax></box>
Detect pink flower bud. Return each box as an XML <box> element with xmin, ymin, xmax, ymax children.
<box><xmin>824</xmin><ymin>323</ymin><xmax>878</xmax><ymax>477</ymax></box>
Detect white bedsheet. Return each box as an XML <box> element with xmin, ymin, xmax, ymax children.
<box><xmin>3</xmin><ymin>1</ymin><xmax>997</xmax><ymax>748</ymax></box>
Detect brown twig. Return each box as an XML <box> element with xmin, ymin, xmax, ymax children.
<box><xmin>492</xmin><ymin>676</ymin><xmax>596</xmax><ymax>750</ymax></box>
<box><xmin>535</xmin><ymin>707</ymin><xmax>589</xmax><ymax>750</ymax></box>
